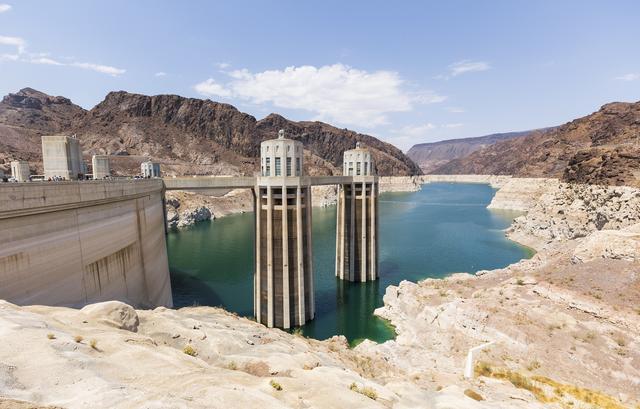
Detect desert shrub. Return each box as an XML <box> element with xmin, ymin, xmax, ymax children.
<box><xmin>270</xmin><ymin>380</ymin><xmax>282</xmax><ymax>391</ymax></box>
<box><xmin>183</xmin><ymin>345</ymin><xmax>197</xmax><ymax>357</ymax></box>
<box><xmin>464</xmin><ymin>389</ymin><xmax>484</xmax><ymax>401</ymax></box>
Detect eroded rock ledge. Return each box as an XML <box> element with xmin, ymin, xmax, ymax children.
<box><xmin>362</xmin><ymin>178</ymin><xmax>640</xmax><ymax>408</ymax></box>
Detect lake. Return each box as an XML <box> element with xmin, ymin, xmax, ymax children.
<box><xmin>167</xmin><ymin>182</ymin><xmax>532</xmax><ymax>344</ymax></box>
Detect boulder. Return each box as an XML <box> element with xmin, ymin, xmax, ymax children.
<box><xmin>81</xmin><ymin>301</ymin><xmax>139</xmax><ymax>332</ymax></box>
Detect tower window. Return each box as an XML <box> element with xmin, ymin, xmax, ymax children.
<box><xmin>265</xmin><ymin>158</ymin><xmax>271</xmax><ymax>176</ymax></box>
<box><xmin>286</xmin><ymin>157</ymin><xmax>292</xmax><ymax>176</ymax></box>
<box><xmin>364</xmin><ymin>162</ymin><xmax>368</xmax><ymax>175</ymax></box>
<box><xmin>296</xmin><ymin>158</ymin><xmax>301</xmax><ymax>175</ymax></box>
<box><xmin>348</xmin><ymin>162</ymin><xmax>354</xmax><ymax>176</ymax></box>
<box><xmin>275</xmin><ymin>157</ymin><xmax>281</xmax><ymax>176</ymax></box>
<box><xmin>356</xmin><ymin>162</ymin><xmax>361</xmax><ymax>176</ymax></box>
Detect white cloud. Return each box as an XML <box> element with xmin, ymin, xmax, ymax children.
<box><xmin>442</xmin><ymin>123</ymin><xmax>463</xmax><ymax>128</ymax></box>
<box><xmin>71</xmin><ymin>62</ymin><xmax>125</xmax><ymax>76</ymax></box>
<box><xmin>216</xmin><ymin>62</ymin><xmax>230</xmax><ymax>69</ymax></box>
<box><xmin>615</xmin><ymin>73</ymin><xmax>639</xmax><ymax>81</ymax></box>
<box><xmin>0</xmin><ymin>35</ymin><xmax>25</xmax><ymax>53</ymax></box>
<box><xmin>194</xmin><ymin>63</ymin><xmax>444</xmax><ymax>128</ymax></box>
<box><xmin>0</xmin><ymin>53</ymin><xmax>18</xmax><ymax>61</ymax></box>
<box><xmin>194</xmin><ymin>78</ymin><xmax>232</xmax><ymax>97</ymax></box>
<box><xmin>0</xmin><ymin>34</ymin><xmax>125</xmax><ymax>76</ymax></box>
<box><xmin>446</xmin><ymin>106</ymin><xmax>465</xmax><ymax>113</ymax></box>
<box><xmin>436</xmin><ymin>60</ymin><xmax>490</xmax><ymax>79</ymax></box>
<box><xmin>29</xmin><ymin>56</ymin><xmax>63</xmax><ymax>65</ymax></box>
<box><xmin>449</xmin><ymin>60</ymin><xmax>490</xmax><ymax>77</ymax></box>
<box><xmin>394</xmin><ymin>123</ymin><xmax>436</xmax><ymax>137</ymax></box>
<box><xmin>155</xmin><ymin>71</ymin><xmax>167</xmax><ymax>77</ymax></box>
<box><xmin>0</xmin><ymin>4</ymin><xmax>11</xmax><ymax>13</ymax></box>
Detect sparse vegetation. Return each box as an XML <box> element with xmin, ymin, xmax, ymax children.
<box><xmin>183</xmin><ymin>344</ymin><xmax>197</xmax><ymax>357</ymax></box>
<box><xmin>226</xmin><ymin>361</ymin><xmax>237</xmax><ymax>370</ymax></box>
<box><xmin>349</xmin><ymin>382</ymin><xmax>377</xmax><ymax>400</ymax></box>
<box><xmin>46</xmin><ymin>333</ymin><xmax>56</xmax><ymax>340</ymax></box>
<box><xmin>475</xmin><ymin>362</ymin><xmax>628</xmax><ymax>408</ymax></box>
<box><xmin>292</xmin><ymin>327</ymin><xmax>304</xmax><ymax>337</ymax></box>
<box><xmin>74</xmin><ymin>335</ymin><xmax>83</xmax><ymax>343</ymax></box>
<box><xmin>270</xmin><ymin>380</ymin><xmax>282</xmax><ymax>391</ymax></box>
<box><xmin>90</xmin><ymin>339</ymin><xmax>98</xmax><ymax>350</ymax></box>
<box><xmin>464</xmin><ymin>388</ymin><xmax>484</xmax><ymax>401</ymax></box>
<box><xmin>527</xmin><ymin>360</ymin><xmax>541</xmax><ymax>371</ymax></box>
<box><xmin>516</xmin><ymin>278</ymin><xmax>525</xmax><ymax>286</ymax></box>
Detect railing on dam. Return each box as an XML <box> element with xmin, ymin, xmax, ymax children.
<box><xmin>0</xmin><ymin>179</ymin><xmax>165</xmax><ymax>219</ymax></box>
<box><xmin>162</xmin><ymin>175</ymin><xmax>376</xmax><ymax>190</ymax></box>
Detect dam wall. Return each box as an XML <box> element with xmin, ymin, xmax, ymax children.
<box><xmin>0</xmin><ymin>180</ymin><xmax>173</xmax><ymax>308</ymax></box>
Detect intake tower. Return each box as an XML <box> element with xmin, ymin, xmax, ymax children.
<box><xmin>335</xmin><ymin>143</ymin><xmax>379</xmax><ymax>282</ymax></box>
<box><xmin>254</xmin><ymin>130</ymin><xmax>314</xmax><ymax>329</ymax></box>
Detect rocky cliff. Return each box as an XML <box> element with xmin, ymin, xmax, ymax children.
<box><xmin>433</xmin><ymin>101</ymin><xmax>640</xmax><ymax>187</ymax></box>
<box><xmin>407</xmin><ymin>130</ymin><xmax>540</xmax><ymax>173</ymax></box>
<box><xmin>0</xmin><ymin>88</ymin><xmax>421</xmax><ymax>177</ymax></box>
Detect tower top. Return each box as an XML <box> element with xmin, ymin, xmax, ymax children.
<box><xmin>278</xmin><ymin>129</ymin><xmax>285</xmax><ymax>139</ymax></box>
<box><xmin>356</xmin><ymin>141</ymin><xmax>361</xmax><ymax>149</ymax></box>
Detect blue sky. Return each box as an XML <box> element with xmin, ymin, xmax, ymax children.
<box><xmin>1</xmin><ymin>1</ymin><xmax>639</xmax><ymax>150</ymax></box>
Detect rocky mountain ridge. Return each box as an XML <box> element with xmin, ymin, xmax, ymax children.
<box><xmin>406</xmin><ymin>129</ymin><xmax>543</xmax><ymax>173</ymax></box>
<box><xmin>0</xmin><ymin>88</ymin><xmax>421</xmax><ymax>177</ymax></box>
<box><xmin>433</xmin><ymin>101</ymin><xmax>640</xmax><ymax>187</ymax></box>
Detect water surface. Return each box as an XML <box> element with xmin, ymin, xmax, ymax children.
<box><xmin>167</xmin><ymin>183</ymin><xmax>531</xmax><ymax>344</ymax></box>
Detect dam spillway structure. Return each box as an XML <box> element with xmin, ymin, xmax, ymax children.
<box><xmin>254</xmin><ymin>129</ymin><xmax>314</xmax><ymax>329</ymax></box>
<box><xmin>335</xmin><ymin>143</ymin><xmax>379</xmax><ymax>282</ymax></box>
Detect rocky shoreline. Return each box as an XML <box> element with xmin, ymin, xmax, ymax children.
<box><xmin>2</xmin><ymin>177</ymin><xmax>639</xmax><ymax>408</ymax></box>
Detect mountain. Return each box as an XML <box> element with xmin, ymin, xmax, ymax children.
<box><xmin>0</xmin><ymin>88</ymin><xmax>421</xmax><ymax>177</ymax></box>
<box><xmin>433</xmin><ymin>101</ymin><xmax>640</xmax><ymax>187</ymax></box>
<box><xmin>406</xmin><ymin>130</ymin><xmax>542</xmax><ymax>173</ymax></box>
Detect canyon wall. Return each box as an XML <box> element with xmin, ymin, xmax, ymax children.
<box><xmin>0</xmin><ymin>180</ymin><xmax>172</xmax><ymax>308</ymax></box>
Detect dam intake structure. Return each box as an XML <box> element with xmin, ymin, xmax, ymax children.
<box><xmin>0</xmin><ymin>130</ymin><xmax>379</xmax><ymax>330</ymax></box>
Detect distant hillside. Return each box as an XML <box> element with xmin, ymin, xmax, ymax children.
<box><xmin>0</xmin><ymin>88</ymin><xmax>421</xmax><ymax>177</ymax></box>
<box><xmin>407</xmin><ymin>130</ymin><xmax>541</xmax><ymax>173</ymax></box>
<box><xmin>433</xmin><ymin>102</ymin><xmax>640</xmax><ymax>187</ymax></box>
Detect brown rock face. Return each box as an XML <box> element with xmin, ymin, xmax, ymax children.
<box><xmin>433</xmin><ymin>101</ymin><xmax>640</xmax><ymax>187</ymax></box>
<box><xmin>0</xmin><ymin>88</ymin><xmax>421</xmax><ymax>177</ymax></box>
<box><xmin>407</xmin><ymin>129</ymin><xmax>544</xmax><ymax>173</ymax></box>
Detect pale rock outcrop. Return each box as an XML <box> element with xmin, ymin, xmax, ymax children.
<box><xmin>311</xmin><ymin>185</ymin><xmax>337</xmax><ymax>207</ymax></box>
<box><xmin>165</xmin><ymin>189</ymin><xmax>253</xmax><ymax>229</ymax></box>
<box><xmin>421</xmin><ymin>174</ymin><xmax>512</xmax><ymax>189</ymax></box>
<box><xmin>509</xmin><ymin>182</ymin><xmax>640</xmax><ymax>244</ymax></box>
<box><xmin>572</xmin><ymin>223</ymin><xmax>640</xmax><ymax>263</ymax></box>
<box><xmin>80</xmin><ymin>301</ymin><xmax>139</xmax><ymax>332</ymax></box>
<box><xmin>487</xmin><ymin>178</ymin><xmax>557</xmax><ymax>211</ymax></box>
<box><xmin>379</xmin><ymin>176</ymin><xmax>421</xmax><ymax>192</ymax></box>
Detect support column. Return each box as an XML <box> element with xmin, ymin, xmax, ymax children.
<box><xmin>254</xmin><ymin>186</ymin><xmax>261</xmax><ymax>320</ymax></box>
<box><xmin>360</xmin><ymin>181</ymin><xmax>367</xmax><ymax>283</ymax></box>
<box><xmin>305</xmin><ymin>186</ymin><xmax>315</xmax><ymax>319</ymax></box>
<box><xmin>281</xmin><ymin>184</ymin><xmax>290</xmax><ymax>329</ymax></box>
<box><xmin>370</xmin><ymin>181</ymin><xmax>377</xmax><ymax>281</ymax></box>
<box><xmin>266</xmin><ymin>186</ymin><xmax>274</xmax><ymax>328</ymax></box>
<box><xmin>349</xmin><ymin>182</ymin><xmax>355</xmax><ymax>282</ymax></box>
<box><xmin>296</xmin><ymin>185</ymin><xmax>305</xmax><ymax>325</ymax></box>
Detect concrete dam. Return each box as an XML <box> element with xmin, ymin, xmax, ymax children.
<box><xmin>0</xmin><ymin>131</ymin><xmax>379</xmax><ymax>329</ymax></box>
<box><xmin>0</xmin><ymin>179</ymin><xmax>173</xmax><ymax>308</ymax></box>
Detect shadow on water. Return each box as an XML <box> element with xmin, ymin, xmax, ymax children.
<box><xmin>168</xmin><ymin>183</ymin><xmax>533</xmax><ymax>345</ymax></box>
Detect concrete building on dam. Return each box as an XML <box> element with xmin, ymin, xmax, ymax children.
<box><xmin>10</xmin><ymin>160</ymin><xmax>30</xmax><ymax>182</ymax></box>
<box><xmin>92</xmin><ymin>155</ymin><xmax>111</xmax><ymax>179</ymax></box>
<box><xmin>42</xmin><ymin>135</ymin><xmax>84</xmax><ymax>180</ymax></box>
<box><xmin>335</xmin><ymin>143</ymin><xmax>379</xmax><ymax>282</ymax></box>
<box><xmin>254</xmin><ymin>130</ymin><xmax>314</xmax><ymax>329</ymax></box>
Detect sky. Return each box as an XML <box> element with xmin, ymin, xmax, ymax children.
<box><xmin>1</xmin><ymin>1</ymin><xmax>639</xmax><ymax>151</ymax></box>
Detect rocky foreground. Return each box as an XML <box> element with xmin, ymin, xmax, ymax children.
<box><xmin>2</xmin><ymin>178</ymin><xmax>640</xmax><ymax>408</ymax></box>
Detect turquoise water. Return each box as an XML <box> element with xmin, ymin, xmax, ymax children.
<box><xmin>167</xmin><ymin>183</ymin><xmax>532</xmax><ymax>344</ymax></box>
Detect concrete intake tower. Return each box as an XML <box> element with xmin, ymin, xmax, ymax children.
<box><xmin>254</xmin><ymin>130</ymin><xmax>314</xmax><ymax>329</ymax></box>
<box><xmin>335</xmin><ymin>143</ymin><xmax>379</xmax><ymax>282</ymax></box>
